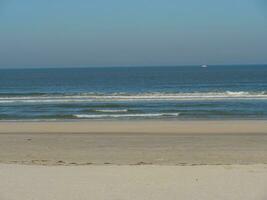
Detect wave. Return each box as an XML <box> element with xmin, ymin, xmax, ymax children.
<box><xmin>94</xmin><ymin>109</ymin><xmax>128</xmax><ymax>113</ymax></box>
<box><xmin>0</xmin><ymin>91</ymin><xmax>267</xmax><ymax>104</ymax></box>
<box><xmin>74</xmin><ymin>113</ymin><xmax>180</xmax><ymax>118</ymax></box>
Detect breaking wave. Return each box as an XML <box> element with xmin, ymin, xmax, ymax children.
<box><xmin>0</xmin><ymin>91</ymin><xmax>267</xmax><ymax>104</ymax></box>
<box><xmin>74</xmin><ymin>113</ymin><xmax>180</xmax><ymax>118</ymax></box>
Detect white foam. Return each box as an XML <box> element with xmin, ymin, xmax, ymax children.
<box><xmin>226</xmin><ymin>91</ymin><xmax>250</xmax><ymax>95</ymax></box>
<box><xmin>74</xmin><ymin>113</ymin><xmax>180</xmax><ymax>118</ymax></box>
<box><xmin>0</xmin><ymin>91</ymin><xmax>267</xmax><ymax>104</ymax></box>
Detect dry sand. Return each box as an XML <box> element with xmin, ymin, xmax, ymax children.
<box><xmin>1</xmin><ymin>164</ymin><xmax>267</xmax><ymax>200</ymax></box>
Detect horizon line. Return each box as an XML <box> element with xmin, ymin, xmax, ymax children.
<box><xmin>0</xmin><ymin>63</ymin><xmax>267</xmax><ymax>70</ymax></box>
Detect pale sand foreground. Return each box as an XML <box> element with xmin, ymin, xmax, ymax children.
<box><xmin>1</xmin><ymin>164</ymin><xmax>267</xmax><ymax>200</ymax></box>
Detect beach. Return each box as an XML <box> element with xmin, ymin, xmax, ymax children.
<box><xmin>1</xmin><ymin>164</ymin><xmax>267</xmax><ymax>200</ymax></box>
<box><xmin>1</xmin><ymin>120</ymin><xmax>267</xmax><ymax>199</ymax></box>
<box><xmin>1</xmin><ymin>120</ymin><xmax>267</xmax><ymax>165</ymax></box>
<box><xmin>1</xmin><ymin>0</ymin><xmax>267</xmax><ymax>197</ymax></box>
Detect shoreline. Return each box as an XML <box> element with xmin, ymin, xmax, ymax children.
<box><xmin>1</xmin><ymin>120</ymin><xmax>267</xmax><ymax>134</ymax></box>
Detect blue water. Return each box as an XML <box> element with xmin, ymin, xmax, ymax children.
<box><xmin>1</xmin><ymin>65</ymin><xmax>267</xmax><ymax>120</ymax></box>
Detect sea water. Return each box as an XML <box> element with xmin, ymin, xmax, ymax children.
<box><xmin>1</xmin><ymin>65</ymin><xmax>267</xmax><ymax>120</ymax></box>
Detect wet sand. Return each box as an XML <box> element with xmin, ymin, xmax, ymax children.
<box><xmin>1</xmin><ymin>120</ymin><xmax>267</xmax><ymax>134</ymax></box>
<box><xmin>0</xmin><ymin>120</ymin><xmax>267</xmax><ymax>165</ymax></box>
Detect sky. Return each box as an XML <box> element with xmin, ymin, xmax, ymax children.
<box><xmin>0</xmin><ymin>0</ymin><xmax>267</xmax><ymax>68</ymax></box>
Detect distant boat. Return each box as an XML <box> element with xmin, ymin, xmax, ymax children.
<box><xmin>201</xmin><ymin>65</ymin><xmax>208</xmax><ymax>68</ymax></box>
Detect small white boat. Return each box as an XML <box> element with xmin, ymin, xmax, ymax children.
<box><xmin>201</xmin><ymin>65</ymin><xmax>208</xmax><ymax>68</ymax></box>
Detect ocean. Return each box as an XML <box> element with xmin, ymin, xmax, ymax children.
<box><xmin>0</xmin><ymin>65</ymin><xmax>267</xmax><ymax>120</ymax></box>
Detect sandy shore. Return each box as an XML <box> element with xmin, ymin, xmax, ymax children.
<box><xmin>1</xmin><ymin>164</ymin><xmax>267</xmax><ymax>200</ymax></box>
<box><xmin>1</xmin><ymin>120</ymin><xmax>267</xmax><ymax>134</ymax></box>
<box><xmin>1</xmin><ymin>120</ymin><xmax>267</xmax><ymax>199</ymax></box>
<box><xmin>1</xmin><ymin>120</ymin><xmax>267</xmax><ymax>165</ymax></box>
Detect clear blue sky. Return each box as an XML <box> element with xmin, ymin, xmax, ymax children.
<box><xmin>0</xmin><ymin>0</ymin><xmax>266</xmax><ymax>68</ymax></box>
